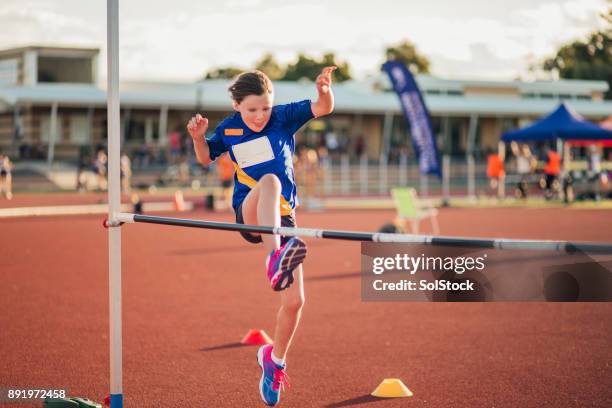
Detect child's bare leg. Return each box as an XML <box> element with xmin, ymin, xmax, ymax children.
<box><xmin>273</xmin><ymin>264</ymin><xmax>304</xmax><ymax>361</ymax></box>
<box><xmin>241</xmin><ymin>174</ymin><xmax>281</xmax><ymax>252</ymax></box>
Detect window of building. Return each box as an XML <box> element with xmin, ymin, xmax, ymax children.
<box><xmin>0</xmin><ymin>58</ymin><xmax>18</xmax><ymax>86</ymax></box>
<box><xmin>38</xmin><ymin>56</ymin><xmax>93</xmax><ymax>84</ymax></box>
<box><xmin>40</xmin><ymin>115</ymin><xmax>62</xmax><ymax>143</ymax></box>
<box><xmin>70</xmin><ymin>114</ymin><xmax>90</xmax><ymax>145</ymax></box>
<box><xmin>125</xmin><ymin>116</ymin><xmax>159</xmax><ymax>144</ymax></box>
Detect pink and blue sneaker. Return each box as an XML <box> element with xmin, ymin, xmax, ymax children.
<box><xmin>266</xmin><ymin>237</ymin><xmax>307</xmax><ymax>291</ymax></box>
<box><xmin>257</xmin><ymin>344</ymin><xmax>290</xmax><ymax>406</ymax></box>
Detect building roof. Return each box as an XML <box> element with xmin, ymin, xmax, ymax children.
<box><xmin>0</xmin><ymin>77</ymin><xmax>610</xmax><ymax>118</ymax></box>
<box><xmin>0</xmin><ymin>45</ymin><xmax>100</xmax><ymax>58</ymax></box>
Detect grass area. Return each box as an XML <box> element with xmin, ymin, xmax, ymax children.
<box><xmin>447</xmin><ymin>197</ymin><xmax>612</xmax><ymax>209</ymax></box>
<box><xmin>321</xmin><ymin>195</ymin><xmax>612</xmax><ymax>210</ymax></box>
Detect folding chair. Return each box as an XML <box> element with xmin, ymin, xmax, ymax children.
<box><xmin>390</xmin><ymin>187</ymin><xmax>440</xmax><ymax>235</ymax></box>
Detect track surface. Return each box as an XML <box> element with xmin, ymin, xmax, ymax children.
<box><xmin>1</xmin><ymin>203</ymin><xmax>612</xmax><ymax>407</ymax></box>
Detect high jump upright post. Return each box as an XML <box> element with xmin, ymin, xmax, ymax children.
<box><xmin>107</xmin><ymin>0</ymin><xmax>123</xmax><ymax>407</ymax></box>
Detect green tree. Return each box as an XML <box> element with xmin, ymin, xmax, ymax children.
<box><xmin>383</xmin><ymin>40</ymin><xmax>431</xmax><ymax>74</ymax></box>
<box><xmin>254</xmin><ymin>53</ymin><xmax>285</xmax><ymax>80</ymax></box>
<box><xmin>543</xmin><ymin>9</ymin><xmax>612</xmax><ymax>99</ymax></box>
<box><xmin>282</xmin><ymin>52</ymin><xmax>351</xmax><ymax>82</ymax></box>
<box><xmin>204</xmin><ymin>66</ymin><xmax>243</xmax><ymax>80</ymax></box>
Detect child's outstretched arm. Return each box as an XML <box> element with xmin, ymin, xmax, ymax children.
<box><xmin>187</xmin><ymin>114</ymin><xmax>212</xmax><ymax>166</ymax></box>
<box><xmin>311</xmin><ymin>66</ymin><xmax>337</xmax><ymax>118</ymax></box>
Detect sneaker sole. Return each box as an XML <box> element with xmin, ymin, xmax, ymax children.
<box><xmin>271</xmin><ymin>238</ymin><xmax>307</xmax><ymax>291</ymax></box>
<box><xmin>257</xmin><ymin>347</ymin><xmax>275</xmax><ymax>406</ymax></box>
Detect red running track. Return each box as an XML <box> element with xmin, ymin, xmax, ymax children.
<box><xmin>1</xmin><ymin>206</ymin><xmax>612</xmax><ymax>407</ymax></box>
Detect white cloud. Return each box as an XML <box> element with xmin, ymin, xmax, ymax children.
<box><xmin>0</xmin><ymin>2</ymin><xmax>101</xmax><ymax>49</ymax></box>
<box><xmin>0</xmin><ymin>0</ymin><xmax>607</xmax><ymax>81</ymax></box>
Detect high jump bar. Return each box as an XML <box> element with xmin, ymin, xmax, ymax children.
<box><xmin>111</xmin><ymin>213</ymin><xmax>612</xmax><ymax>254</ymax></box>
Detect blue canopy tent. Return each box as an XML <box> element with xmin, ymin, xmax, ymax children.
<box><xmin>502</xmin><ymin>103</ymin><xmax>612</xmax><ymax>142</ymax></box>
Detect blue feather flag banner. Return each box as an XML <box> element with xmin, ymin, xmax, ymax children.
<box><xmin>383</xmin><ymin>61</ymin><xmax>440</xmax><ymax>176</ymax></box>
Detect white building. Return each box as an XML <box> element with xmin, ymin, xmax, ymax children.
<box><xmin>0</xmin><ymin>46</ymin><xmax>610</xmax><ymax>162</ymax></box>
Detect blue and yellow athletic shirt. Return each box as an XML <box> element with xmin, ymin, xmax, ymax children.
<box><xmin>206</xmin><ymin>99</ymin><xmax>314</xmax><ymax>216</ymax></box>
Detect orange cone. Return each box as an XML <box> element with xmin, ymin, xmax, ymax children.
<box><xmin>173</xmin><ymin>190</ymin><xmax>186</xmax><ymax>211</ymax></box>
<box><xmin>371</xmin><ymin>378</ymin><xmax>413</xmax><ymax>398</ymax></box>
<box><xmin>241</xmin><ymin>329</ymin><xmax>273</xmax><ymax>345</ymax></box>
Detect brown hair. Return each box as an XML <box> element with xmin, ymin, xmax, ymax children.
<box><xmin>228</xmin><ymin>70</ymin><xmax>273</xmax><ymax>103</ymax></box>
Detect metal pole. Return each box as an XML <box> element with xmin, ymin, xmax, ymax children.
<box><xmin>158</xmin><ymin>105</ymin><xmax>168</xmax><ymax>147</ymax></box>
<box><xmin>47</xmin><ymin>102</ymin><xmax>58</xmax><ymax>168</ymax></box>
<box><xmin>107</xmin><ymin>1</ymin><xmax>123</xmax><ymax>407</ymax></box>
<box><xmin>420</xmin><ymin>173</ymin><xmax>428</xmax><ymax>197</ymax></box>
<box><xmin>399</xmin><ymin>151</ymin><xmax>407</xmax><ymax>186</ymax></box>
<box><xmin>340</xmin><ymin>154</ymin><xmax>349</xmax><ymax>194</ymax></box>
<box><xmin>12</xmin><ymin>104</ymin><xmax>22</xmax><ymax>157</ymax></box>
<box><xmin>467</xmin><ymin>155</ymin><xmax>475</xmax><ymax>200</ymax></box>
<box><xmin>379</xmin><ymin>154</ymin><xmax>388</xmax><ymax>194</ymax></box>
<box><xmin>360</xmin><ymin>154</ymin><xmax>368</xmax><ymax>195</ymax></box>
<box><xmin>441</xmin><ymin>116</ymin><xmax>451</xmax><ymax>205</ymax></box>
<box><xmin>323</xmin><ymin>157</ymin><xmax>332</xmax><ymax>195</ymax></box>
<box><xmin>86</xmin><ymin>106</ymin><xmax>94</xmax><ymax>147</ymax></box>
<box><xmin>381</xmin><ymin>111</ymin><xmax>393</xmax><ymax>159</ymax></box>
<box><xmin>467</xmin><ymin>114</ymin><xmax>478</xmax><ymax>200</ymax></box>
<box><xmin>442</xmin><ymin>155</ymin><xmax>450</xmax><ymax>205</ymax></box>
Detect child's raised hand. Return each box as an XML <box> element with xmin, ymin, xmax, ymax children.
<box><xmin>187</xmin><ymin>114</ymin><xmax>209</xmax><ymax>140</ymax></box>
<box><xmin>316</xmin><ymin>66</ymin><xmax>337</xmax><ymax>95</ymax></box>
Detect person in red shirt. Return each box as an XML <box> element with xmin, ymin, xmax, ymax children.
<box><xmin>543</xmin><ymin>147</ymin><xmax>561</xmax><ymax>200</ymax></box>
<box><xmin>486</xmin><ymin>148</ymin><xmax>505</xmax><ymax>199</ymax></box>
<box><xmin>216</xmin><ymin>152</ymin><xmax>235</xmax><ymax>210</ymax></box>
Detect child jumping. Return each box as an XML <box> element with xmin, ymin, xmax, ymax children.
<box><xmin>187</xmin><ymin>66</ymin><xmax>336</xmax><ymax>406</ymax></box>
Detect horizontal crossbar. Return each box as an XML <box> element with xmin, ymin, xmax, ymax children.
<box><xmin>114</xmin><ymin>213</ymin><xmax>612</xmax><ymax>254</ymax></box>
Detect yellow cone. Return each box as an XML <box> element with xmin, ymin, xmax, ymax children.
<box><xmin>371</xmin><ymin>378</ymin><xmax>413</xmax><ymax>398</ymax></box>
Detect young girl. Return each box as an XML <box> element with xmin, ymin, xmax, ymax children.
<box><xmin>187</xmin><ymin>66</ymin><xmax>336</xmax><ymax>406</ymax></box>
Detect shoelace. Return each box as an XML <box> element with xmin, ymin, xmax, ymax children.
<box><xmin>267</xmin><ymin>243</ymin><xmax>287</xmax><ymax>271</ymax></box>
<box><xmin>272</xmin><ymin>367</ymin><xmax>290</xmax><ymax>392</ymax></box>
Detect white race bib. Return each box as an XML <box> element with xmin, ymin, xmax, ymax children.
<box><xmin>232</xmin><ymin>136</ymin><xmax>275</xmax><ymax>168</ymax></box>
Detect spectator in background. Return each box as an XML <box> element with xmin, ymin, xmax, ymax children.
<box><xmin>0</xmin><ymin>151</ymin><xmax>13</xmax><ymax>200</ymax></box>
<box><xmin>76</xmin><ymin>150</ymin><xmax>90</xmax><ymax>192</ymax></box>
<box><xmin>543</xmin><ymin>146</ymin><xmax>561</xmax><ymax>200</ymax></box>
<box><xmin>216</xmin><ymin>153</ymin><xmax>235</xmax><ymax>211</ymax></box>
<box><xmin>19</xmin><ymin>143</ymin><xmax>29</xmax><ymax>159</ymax></box>
<box><xmin>511</xmin><ymin>142</ymin><xmax>535</xmax><ymax>199</ymax></box>
<box><xmin>295</xmin><ymin>148</ymin><xmax>319</xmax><ymax>207</ymax></box>
<box><xmin>168</xmin><ymin>129</ymin><xmax>181</xmax><ymax>163</ymax></box>
<box><xmin>561</xmin><ymin>147</ymin><xmax>575</xmax><ymax>204</ymax></box>
<box><xmin>120</xmin><ymin>152</ymin><xmax>132</xmax><ymax>194</ymax></box>
<box><xmin>354</xmin><ymin>135</ymin><xmax>365</xmax><ymax>159</ymax></box>
<box><xmin>178</xmin><ymin>155</ymin><xmax>190</xmax><ymax>185</ymax></box>
<box><xmin>94</xmin><ymin>148</ymin><xmax>108</xmax><ymax>191</ymax></box>
<box><xmin>136</xmin><ymin>142</ymin><xmax>149</xmax><ymax>169</ymax></box>
<box><xmin>588</xmin><ymin>145</ymin><xmax>604</xmax><ymax>201</ymax></box>
<box><xmin>486</xmin><ymin>147</ymin><xmax>505</xmax><ymax>199</ymax></box>
<box><xmin>324</xmin><ymin>128</ymin><xmax>339</xmax><ymax>158</ymax></box>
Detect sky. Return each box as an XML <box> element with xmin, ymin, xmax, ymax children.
<box><xmin>0</xmin><ymin>0</ymin><xmax>609</xmax><ymax>82</ymax></box>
